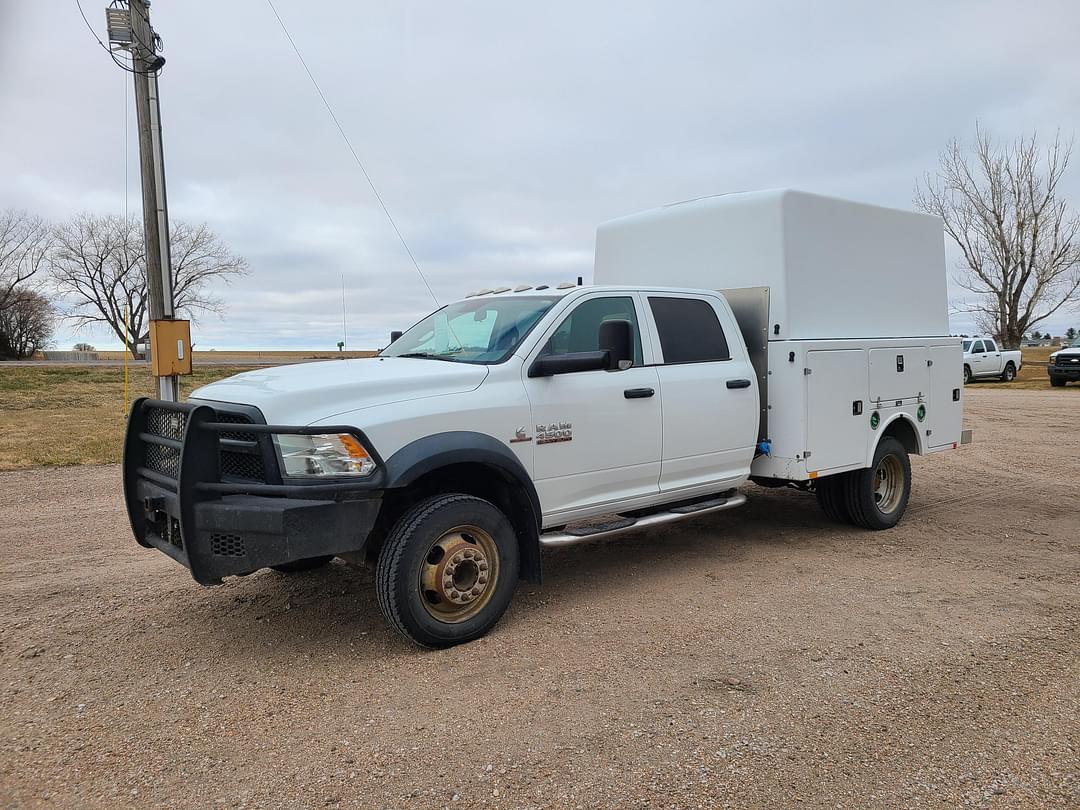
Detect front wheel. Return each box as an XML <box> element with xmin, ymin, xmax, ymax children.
<box><xmin>1000</xmin><ymin>362</ymin><xmax>1016</xmax><ymax>382</ymax></box>
<box><xmin>1050</xmin><ymin>377</ymin><xmax>1066</xmax><ymax>387</ymax></box>
<box><xmin>376</xmin><ymin>494</ymin><xmax>520</xmax><ymax>648</ymax></box>
<box><xmin>963</xmin><ymin>364</ymin><xmax>972</xmax><ymax>384</ymax></box>
<box><xmin>843</xmin><ymin>437</ymin><xmax>911</xmax><ymax>530</ymax></box>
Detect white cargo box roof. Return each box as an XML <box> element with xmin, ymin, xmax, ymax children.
<box><xmin>593</xmin><ymin>189</ymin><xmax>949</xmax><ymax>341</ymax></box>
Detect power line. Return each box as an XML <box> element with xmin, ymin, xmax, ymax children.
<box><xmin>263</xmin><ymin>0</ymin><xmax>440</xmax><ymax>308</ymax></box>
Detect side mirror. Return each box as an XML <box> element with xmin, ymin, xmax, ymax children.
<box><xmin>599</xmin><ymin>319</ymin><xmax>633</xmax><ymax>370</ymax></box>
<box><xmin>528</xmin><ymin>351</ymin><xmax>610</xmax><ymax>378</ymax></box>
<box><xmin>390</xmin><ymin>330</ymin><xmax>403</xmax><ymax>343</ymax></box>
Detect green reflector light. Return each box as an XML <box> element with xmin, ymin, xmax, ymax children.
<box><xmin>917</xmin><ymin>404</ymin><xmax>926</xmax><ymax>422</ymax></box>
<box><xmin>870</xmin><ymin>411</ymin><xmax>880</xmax><ymax>429</ymax></box>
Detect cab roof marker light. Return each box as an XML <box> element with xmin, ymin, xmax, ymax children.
<box><xmin>513</xmin><ymin>284</ymin><xmax>532</xmax><ymax>292</ymax></box>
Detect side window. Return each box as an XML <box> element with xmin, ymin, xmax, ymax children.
<box><xmin>648</xmin><ymin>296</ymin><xmax>730</xmax><ymax>363</ymax></box>
<box><xmin>543</xmin><ymin>296</ymin><xmax>643</xmax><ymax>366</ymax></box>
<box><xmin>984</xmin><ymin>339</ymin><xmax>997</xmax><ymax>352</ymax></box>
<box><xmin>971</xmin><ymin>341</ymin><xmax>984</xmax><ymax>354</ymax></box>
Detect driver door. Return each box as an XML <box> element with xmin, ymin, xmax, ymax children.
<box><xmin>969</xmin><ymin>340</ymin><xmax>986</xmax><ymax>376</ymax></box>
<box><xmin>523</xmin><ymin>294</ymin><xmax>661</xmax><ymax>523</ymax></box>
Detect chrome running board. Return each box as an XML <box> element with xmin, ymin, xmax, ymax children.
<box><xmin>540</xmin><ymin>492</ymin><xmax>748</xmax><ymax>548</ymax></box>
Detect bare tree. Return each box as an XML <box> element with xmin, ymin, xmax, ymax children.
<box><xmin>50</xmin><ymin>214</ymin><xmax>247</xmax><ymax>356</ymax></box>
<box><xmin>0</xmin><ymin>289</ymin><xmax>54</xmax><ymax>359</ymax></box>
<box><xmin>0</xmin><ymin>209</ymin><xmax>52</xmax><ymax>313</ymax></box>
<box><xmin>915</xmin><ymin>127</ymin><xmax>1080</xmax><ymax>348</ymax></box>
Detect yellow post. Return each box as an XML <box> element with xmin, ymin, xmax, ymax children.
<box><xmin>123</xmin><ymin>303</ymin><xmax>130</xmax><ymax>414</ymax></box>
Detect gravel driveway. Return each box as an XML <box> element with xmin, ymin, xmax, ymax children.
<box><xmin>1</xmin><ymin>389</ymin><xmax>1077</xmax><ymax>808</ymax></box>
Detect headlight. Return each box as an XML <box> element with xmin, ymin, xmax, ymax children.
<box><xmin>273</xmin><ymin>433</ymin><xmax>377</xmax><ymax>478</ymax></box>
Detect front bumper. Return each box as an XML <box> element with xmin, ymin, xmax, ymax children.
<box><xmin>1048</xmin><ymin>364</ymin><xmax>1080</xmax><ymax>382</ymax></box>
<box><xmin>123</xmin><ymin>398</ymin><xmax>383</xmax><ymax>584</ymax></box>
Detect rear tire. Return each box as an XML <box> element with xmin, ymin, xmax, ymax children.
<box><xmin>1000</xmin><ymin>362</ymin><xmax>1016</xmax><ymax>382</ymax></box>
<box><xmin>815</xmin><ymin>474</ymin><xmax>852</xmax><ymax>524</ymax></box>
<box><xmin>1050</xmin><ymin>377</ymin><xmax>1066</xmax><ymax>387</ymax></box>
<box><xmin>376</xmin><ymin>494</ymin><xmax>520</xmax><ymax>648</ymax></box>
<box><xmin>843</xmin><ymin>437</ymin><xmax>911</xmax><ymax>530</ymax></box>
<box><xmin>271</xmin><ymin>555</ymin><xmax>334</xmax><ymax>573</ymax></box>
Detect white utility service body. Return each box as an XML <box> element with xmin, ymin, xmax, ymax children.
<box><xmin>122</xmin><ymin>189</ymin><xmax>966</xmax><ymax>648</ymax></box>
<box><xmin>594</xmin><ymin>189</ymin><xmax>966</xmax><ymax>483</ymax></box>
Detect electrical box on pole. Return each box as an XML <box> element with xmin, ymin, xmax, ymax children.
<box><xmin>108</xmin><ymin>0</ymin><xmax>186</xmax><ymax>400</ymax></box>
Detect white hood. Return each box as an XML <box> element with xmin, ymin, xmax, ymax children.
<box><xmin>189</xmin><ymin>357</ymin><xmax>489</xmax><ymax>425</ymax></box>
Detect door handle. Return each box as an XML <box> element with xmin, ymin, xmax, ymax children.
<box><xmin>624</xmin><ymin>387</ymin><xmax>655</xmax><ymax>399</ymax></box>
<box><xmin>726</xmin><ymin>379</ymin><xmax>752</xmax><ymax>389</ymax></box>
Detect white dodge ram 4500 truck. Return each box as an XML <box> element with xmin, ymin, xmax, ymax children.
<box><xmin>123</xmin><ymin>190</ymin><xmax>968</xmax><ymax>647</ymax></box>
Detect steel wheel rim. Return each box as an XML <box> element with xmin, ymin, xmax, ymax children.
<box><xmin>418</xmin><ymin>524</ymin><xmax>499</xmax><ymax>624</ymax></box>
<box><xmin>873</xmin><ymin>454</ymin><xmax>904</xmax><ymax>514</ymax></box>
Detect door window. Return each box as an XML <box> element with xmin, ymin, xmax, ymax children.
<box><xmin>542</xmin><ymin>297</ymin><xmax>643</xmax><ymax>366</ymax></box>
<box><xmin>648</xmin><ymin>296</ymin><xmax>730</xmax><ymax>363</ymax></box>
<box><xmin>984</xmin><ymin>339</ymin><xmax>997</xmax><ymax>352</ymax></box>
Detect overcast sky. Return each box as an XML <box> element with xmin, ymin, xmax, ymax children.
<box><xmin>2</xmin><ymin>1</ymin><xmax>1079</xmax><ymax>349</ymax></box>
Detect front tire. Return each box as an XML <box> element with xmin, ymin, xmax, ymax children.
<box><xmin>1000</xmin><ymin>362</ymin><xmax>1016</xmax><ymax>382</ymax></box>
<box><xmin>843</xmin><ymin>437</ymin><xmax>911</xmax><ymax>530</ymax></box>
<box><xmin>1050</xmin><ymin>377</ymin><xmax>1066</xmax><ymax>387</ymax></box>
<box><xmin>376</xmin><ymin>494</ymin><xmax>520</xmax><ymax>648</ymax></box>
<box><xmin>963</xmin><ymin>364</ymin><xmax>972</xmax><ymax>384</ymax></box>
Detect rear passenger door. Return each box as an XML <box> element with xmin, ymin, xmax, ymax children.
<box><xmin>645</xmin><ymin>294</ymin><xmax>758</xmax><ymax>494</ymax></box>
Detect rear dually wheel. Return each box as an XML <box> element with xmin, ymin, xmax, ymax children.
<box><xmin>843</xmin><ymin>437</ymin><xmax>911</xmax><ymax>530</ymax></box>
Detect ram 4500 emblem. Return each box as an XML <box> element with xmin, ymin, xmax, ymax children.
<box><xmin>536</xmin><ymin>422</ymin><xmax>573</xmax><ymax>445</ymax></box>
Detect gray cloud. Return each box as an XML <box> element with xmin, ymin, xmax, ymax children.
<box><xmin>2</xmin><ymin>0</ymin><xmax>1079</xmax><ymax>349</ymax></box>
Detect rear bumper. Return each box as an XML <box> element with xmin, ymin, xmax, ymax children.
<box><xmin>123</xmin><ymin>398</ymin><xmax>384</xmax><ymax>584</ymax></box>
<box><xmin>1048</xmin><ymin>365</ymin><xmax>1080</xmax><ymax>381</ymax></box>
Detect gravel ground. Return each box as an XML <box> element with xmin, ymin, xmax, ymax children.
<box><xmin>1</xmin><ymin>388</ymin><xmax>1077</xmax><ymax>809</ymax></box>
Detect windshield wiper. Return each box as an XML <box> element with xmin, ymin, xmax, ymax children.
<box><xmin>396</xmin><ymin>352</ymin><xmax>459</xmax><ymax>362</ymax></box>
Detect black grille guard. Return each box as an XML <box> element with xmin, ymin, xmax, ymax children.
<box><xmin>122</xmin><ymin>398</ymin><xmax>385</xmax><ymax>582</ymax></box>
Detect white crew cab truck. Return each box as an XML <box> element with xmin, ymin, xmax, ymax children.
<box><xmin>961</xmin><ymin>337</ymin><xmax>1022</xmax><ymax>383</ymax></box>
<box><xmin>123</xmin><ymin>190</ymin><xmax>966</xmax><ymax>647</ymax></box>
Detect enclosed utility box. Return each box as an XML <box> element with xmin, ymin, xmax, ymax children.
<box><xmin>595</xmin><ymin>189</ymin><xmax>948</xmax><ymax>341</ymax></box>
<box><xmin>594</xmin><ymin>190</ymin><xmax>962</xmax><ymax>481</ymax></box>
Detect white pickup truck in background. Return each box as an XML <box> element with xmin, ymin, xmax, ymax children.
<box><xmin>122</xmin><ymin>190</ymin><xmax>968</xmax><ymax>647</ymax></box>
<box><xmin>962</xmin><ymin>337</ymin><xmax>1022</xmax><ymax>383</ymax></box>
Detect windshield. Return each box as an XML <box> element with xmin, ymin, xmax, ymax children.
<box><xmin>382</xmin><ymin>295</ymin><xmax>560</xmax><ymax>364</ymax></box>
<box><xmin>962</xmin><ymin>340</ymin><xmax>972</xmax><ymax>352</ymax></box>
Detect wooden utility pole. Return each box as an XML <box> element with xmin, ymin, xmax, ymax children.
<box><xmin>128</xmin><ymin>0</ymin><xmax>179</xmax><ymax>400</ymax></box>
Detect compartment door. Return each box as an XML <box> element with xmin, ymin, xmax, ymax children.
<box><xmin>805</xmin><ymin>350</ymin><xmax>869</xmax><ymax>472</ymax></box>
<box><xmin>868</xmin><ymin>347</ymin><xmax>929</xmax><ymax>402</ymax></box>
<box><xmin>927</xmin><ymin>344</ymin><xmax>963</xmax><ymax>448</ymax></box>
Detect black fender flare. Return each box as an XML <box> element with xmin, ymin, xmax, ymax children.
<box><xmin>383</xmin><ymin>431</ymin><xmax>543</xmax><ymax>582</ymax></box>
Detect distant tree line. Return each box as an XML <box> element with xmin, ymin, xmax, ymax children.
<box><xmin>0</xmin><ymin>209</ymin><xmax>246</xmax><ymax>359</ymax></box>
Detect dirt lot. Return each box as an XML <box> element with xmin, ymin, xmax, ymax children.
<box><xmin>1</xmin><ymin>388</ymin><xmax>1077</xmax><ymax>809</ymax></box>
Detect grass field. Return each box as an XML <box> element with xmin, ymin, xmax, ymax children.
<box><xmin>0</xmin><ymin>348</ymin><xmax>1075</xmax><ymax>470</ymax></box>
<box><xmin>0</xmin><ymin>365</ymin><xmax>247</xmax><ymax>470</ymax></box>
